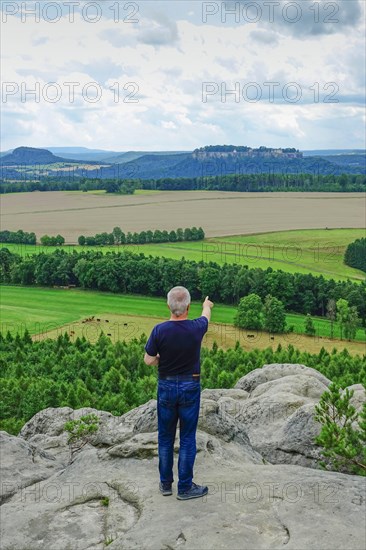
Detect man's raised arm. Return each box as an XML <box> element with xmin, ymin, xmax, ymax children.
<box><xmin>201</xmin><ymin>296</ymin><xmax>214</xmax><ymax>322</ymax></box>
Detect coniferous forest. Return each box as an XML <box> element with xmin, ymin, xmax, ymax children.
<box><xmin>1</xmin><ymin>330</ymin><xmax>365</xmax><ymax>435</ymax></box>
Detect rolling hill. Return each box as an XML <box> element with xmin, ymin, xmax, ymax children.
<box><xmin>0</xmin><ymin>147</ymin><xmax>105</xmax><ymax>166</ymax></box>
<box><xmin>46</xmin><ymin>147</ymin><xmax>119</xmax><ymax>162</ymax></box>
<box><xmin>1</xmin><ymin>146</ymin><xmax>365</xmax><ymax>179</ymax></box>
<box><xmin>88</xmin><ymin>151</ymin><xmax>366</xmax><ymax>179</ymax></box>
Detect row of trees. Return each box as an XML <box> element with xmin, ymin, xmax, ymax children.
<box><xmin>99</xmin><ymin>173</ymin><xmax>366</xmax><ymax>193</ymax></box>
<box><xmin>40</xmin><ymin>234</ymin><xmax>65</xmax><ymax>246</ymax></box>
<box><xmin>1</xmin><ymin>173</ymin><xmax>365</xmax><ymax>194</ymax></box>
<box><xmin>140</xmin><ymin>173</ymin><xmax>365</xmax><ymax>192</ymax></box>
<box><xmin>1</xmin><ymin>226</ymin><xmax>205</xmax><ymax>247</ymax></box>
<box><xmin>0</xmin><ymin>231</ymin><xmax>65</xmax><ymax>247</ymax></box>
<box><xmin>344</xmin><ymin>238</ymin><xmax>366</xmax><ymax>274</ymax></box>
<box><xmin>1</xmin><ymin>248</ymin><xmax>365</xmax><ymax>324</ymax></box>
<box><xmin>235</xmin><ymin>293</ymin><xmax>361</xmax><ymax>340</ymax></box>
<box><xmin>1</xmin><ymin>330</ymin><xmax>365</xmax><ymax>436</ymax></box>
<box><xmin>0</xmin><ymin>230</ymin><xmax>36</xmax><ymax>245</ymax></box>
<box><xmin>78</xmin><ymin>226</ymin><xmax>205</xmax><ymax>246</ymax></box>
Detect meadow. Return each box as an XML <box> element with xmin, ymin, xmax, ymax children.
<box><xmin>2</xmin><ymin>228</ymin><xmax>365</xmax><ymax>282</ymax></box>
<box><xmin>1</xmin><ymin>190</ymin><xmax>365</xmax><ymax>355</ymax></box>
<box><xmin>1</xmin><ymin>286</ymin><xmax>365</xmax><ymax>357</ymax></box>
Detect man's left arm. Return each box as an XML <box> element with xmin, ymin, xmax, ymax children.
<box><xmin>144</xmin><ymin>352</ymin><xmax>160</xmax><ymax>366</ymax></box>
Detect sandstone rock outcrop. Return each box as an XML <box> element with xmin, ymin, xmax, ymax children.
<box><xmin>1</xmin><ymin>364</ymin><xmax>365</xmax><ymax>550</ymax></box>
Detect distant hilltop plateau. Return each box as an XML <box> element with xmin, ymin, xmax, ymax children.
<box><xmin>193</xmin><ymin>145</ymin><xmax>303</xmax><ymax>159</ymax></box>
<box><xmin>0</xmin><ymin>145</ymin><xmax>364</xmax><ymax>178</ymax></box>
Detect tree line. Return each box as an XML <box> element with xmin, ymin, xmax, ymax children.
<box><xmin>0</xmin><ymin>230</ymin><xmax>65</xmax><ymax>247</ymax></box>
<box><xmin>1</xmin><ymin>172</ymin><xmax>365</xmax><ymax>194</ymax></box>
<box><xmin>0</xmin><ymin>230</ymin><xmax>36</xmax><ymax>245</ymax></box>
<box><xmin>1</xmin><ymin>248</ymin><xmax>365</xmax><ymax>325</ymax></box>
<box><xmin>1</xmin><ymin>329</ymin><xmax>365</xmax><ymax>436</ymax></box>
<box><xmin>78</xmin><ymin>226</ymin><xmax>205</xmax><ymax>246</ymax></box>
<box><xmin>137</xmin><ymin>173</ymin><xmax>365</xmax><ymax>192</ymax></box>
<box><xmin>1</xmin><ymin>226</ymin><xmax>205</xmax><ymax>246</ymax></box>
<box><xmin>344</xmin><ymin>238</ymin><xmax>366</xmax><ymax>274</ymax></box>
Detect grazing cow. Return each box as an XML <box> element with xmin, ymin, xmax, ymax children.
<box><xmin>97</xmin><ymin>318</ymin><xmax>101</xmax><ymax>322</ymax></box>
<box><xmin>105</xmin><ymin>320</ymin><xmax>109</xmax><ymax>323</ymax></box>
<box><xmin>270</xmin><ymin>336</ymin><xmax>274</xmax><ymax>340</ymax></box>
<box><xmin>107</xmin><ymin>333</ymin><xmax>112</xmax><ymax>336</ymax></box>
<box><xmin>247</xmin><ymin>334</ymin><xmax>255</xmax><ymax>338</ymax></box>
<box><xmin>124</xmin><ymin>323</ymin><xmax>128</xmax><ymax>327</ymax></box>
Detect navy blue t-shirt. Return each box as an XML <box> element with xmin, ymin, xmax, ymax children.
<box><xmin>145</xmin><ymin>316</ymin><xmax>209</xmax><ymax>376</ymax></box>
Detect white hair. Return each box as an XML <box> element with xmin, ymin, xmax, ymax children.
<box><xmin>167</xmin><ymin>286</ymin><xmax>191</xmax><ymax>316</ymax></box>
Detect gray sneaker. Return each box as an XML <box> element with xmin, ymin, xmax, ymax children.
<box><xmin>177</xmin><ymin>482</ymin><xmax>208</xmax><ymax>500</ymax></box>
<box><xmin>159</xmin><ymin>482</ymin><xmax>173</xmax><ymax>496</ymax></box>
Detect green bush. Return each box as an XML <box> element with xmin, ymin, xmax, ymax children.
<box><xmin>314</xmin><ymin>383</ymin><xmax>366</xmax><ymax>476</ymax></box>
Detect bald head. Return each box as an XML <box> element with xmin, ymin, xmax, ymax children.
<box><xmin>167</xmin><ymin>286</ymin><xmax>191</xmax><ymax>317</ymax></box>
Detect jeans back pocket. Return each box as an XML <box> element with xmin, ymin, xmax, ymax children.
<box><xmin>181</xmin><ymin>382</ymin><xmax>200</xmax><ymax>406</ymax></box>
<box><xmin>158</xmin><ymin>381</ymin><xmax>175</xmax><ymax>408</ymax></box>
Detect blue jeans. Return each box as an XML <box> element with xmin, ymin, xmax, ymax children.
<box><xmin>157</xmin><ymin>379</ymin><xmax>201</xmax><ymax>493</ymax></box>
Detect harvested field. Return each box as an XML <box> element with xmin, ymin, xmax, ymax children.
<box><xmin>1</xmin><ymin>190</ymin><xmax>365</xmax><ymax>242</ymax></box>
<box><xmin>33</xmin><ymin>313</ymin><xmax>366</xmax><ymax>357</ymax></box>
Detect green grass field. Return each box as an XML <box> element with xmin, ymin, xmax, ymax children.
<box><xmin>1</xmin><ymin>229</ymin><xmax>365</xmax><ymax>282</ymax></box>
<box><xmin>1</xmin><ymin>286</ymin><xmax>365</xmax><ymax>348</ymax></box>
<box><xmin>0</xmin><ymin>285</ymin><xmax>234</xmax><ymax>331</ymax></box>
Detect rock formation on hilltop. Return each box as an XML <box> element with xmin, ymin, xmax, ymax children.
<box><xmin>1</xmin><ymin>364</ymin><xmax>365</xmax><ymax>550</ymax></box>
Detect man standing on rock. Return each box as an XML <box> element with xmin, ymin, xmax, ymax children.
<box><xmin>144</xmin><ymin>286</ymin><xmax>214</xmax><ymax>500</ymax></box>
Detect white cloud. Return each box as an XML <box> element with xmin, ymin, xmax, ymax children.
<box><xmin>1</xmin><ymin>1</ymin><xmax>365</xmax><ymax>150</ymax></box>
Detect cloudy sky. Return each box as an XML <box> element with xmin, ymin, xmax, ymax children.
<box><xmin>1</xmin><ymin>0</ymin><xmax>365</xmax><ymax>151</ymax></box>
